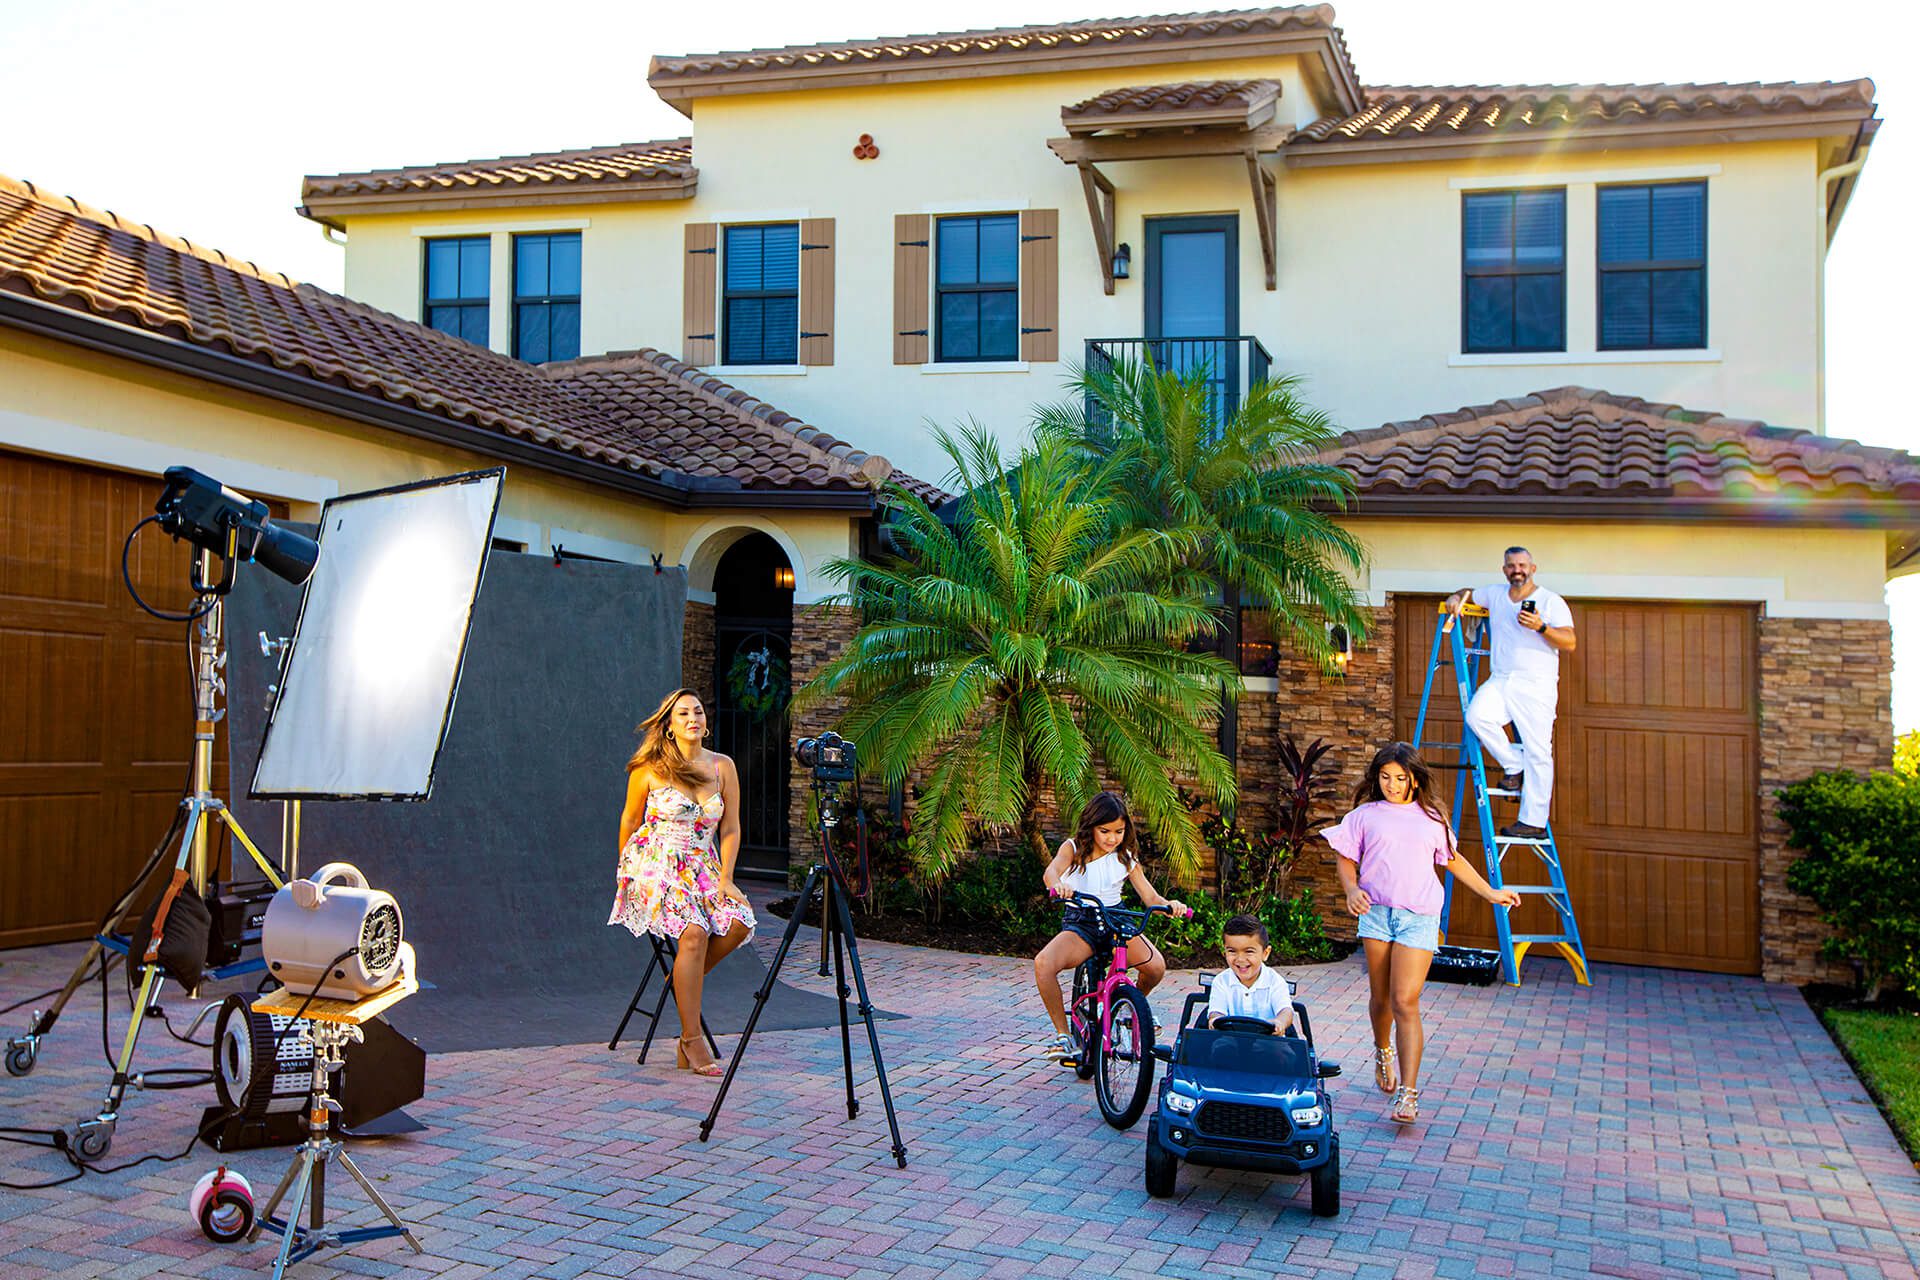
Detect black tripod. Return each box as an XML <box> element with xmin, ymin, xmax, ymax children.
<box><xmin>697</xmin><ymin>780</ymin><xmax>907</xmax><ymax>1168</ymax></box>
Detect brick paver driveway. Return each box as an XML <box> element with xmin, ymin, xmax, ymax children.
<box><xmin>4</xmin><ymin>898</ymin><xmax>1917</xmax><ymax>1279</ymax></box>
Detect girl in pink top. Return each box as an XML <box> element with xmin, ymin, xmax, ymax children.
<box><xmin>1323</xmin><ymin>743</ymin><xmax>1518</xmax><ymax>1124</ymax></box>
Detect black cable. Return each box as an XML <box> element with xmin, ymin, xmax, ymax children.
<box><xmin>121</xmin><ymin>516</ymin><xmax>219</xmax><ymax>622</ymax></box>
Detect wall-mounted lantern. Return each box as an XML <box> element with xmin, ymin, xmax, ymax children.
<box><xmin>773</xmin><ymin>565</ymin><xmax>796</xmax><ymax>590</ymax></box>
<box><xmin>1328</xmin><ymin>622</ymin><xmax>1352</xmax><ymax>674</ymax></box>
<box><xmin>1111</xmin><ymin>242</ymin><xmax>1132</xmax><ymax>281</ymax></box>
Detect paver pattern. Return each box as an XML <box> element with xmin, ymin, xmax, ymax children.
<box><xmin>3</xmin><ymin>891</ymin><xmax>1916</xmax><ymax>1279</ymax></box>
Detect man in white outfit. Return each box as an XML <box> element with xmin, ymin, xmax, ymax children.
<box><xmin>1443</xmin><ymin>547</ymin><xmax>1577</xmax><ymax>839</ymax></box>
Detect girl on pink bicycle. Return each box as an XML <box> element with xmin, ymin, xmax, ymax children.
<box><xmin>1034</xmin><ymin>792</ymin><xmax>1187</xmax><ymax>1063</ymax></box>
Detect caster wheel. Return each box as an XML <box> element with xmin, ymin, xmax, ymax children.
<box><xmin>75</xmin><ymin>1123</ymin><xmax>113</xmax><ymax>1160</ymax></box>
<box><xmin>4</xmin><ymin>1040</ymin><xmax>36</xmax><ymax>1077</ymax></box>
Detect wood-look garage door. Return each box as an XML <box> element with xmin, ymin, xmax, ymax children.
<box><xmin>1395</xmin><ymin>595</ymin><xmax>1760</xmax><ymax>975</ymax></box>
<box><xmin>0</xmin><ymin>449</ymin><xmax>250</xmax><ymax>948</ymax></box>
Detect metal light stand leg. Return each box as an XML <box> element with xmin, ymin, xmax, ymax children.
<box><xmin>827</xmin><ymin>875</ymin><xmax>907</xmax><ymax>1167</ymax></box>
<box><xmin>248</xmin><ymin>1020</ymin><xmax>422</xmax><ymax>1276</ymax></box>
<box><xmin>827</xmin><ymin>877</ymin><xmax>859</xmax><ymax>1121</ymax></box>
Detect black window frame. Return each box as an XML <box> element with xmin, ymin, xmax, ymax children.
<box><xmin>1597</xmin><ymin>180</ymin><xmax>1708</xmax><ymax>351</ymax></box>
<box><xmin>1460</xmin><ymin>188</ymin><xmax>1567</xmax><ymax>355</ymax></box>
<box><xmin>422</xmin><ymin>235</ymin><xmax>490</xmax><ymax>347</ymax></box>
<box><xmin>935</xmin><ymin>213</ymin><xmax>1021</xmax><ymax>363</ymax></box>
<box><xmin>510</xmin><ymin>231</ymin><xmax>582</xmax><ymax>364</ymax></box>
<box><xmin>721</xmin><ymin>222</ymin><xmax>801</xmax><ymax>366</ymax></box>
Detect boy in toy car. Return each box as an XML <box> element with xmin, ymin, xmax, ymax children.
<box><xmin>1207</xmin><ymin>915</ymin><xmax>1294</xmax><ymax>1034</ymax></box>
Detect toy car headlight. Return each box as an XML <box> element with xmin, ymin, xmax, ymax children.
<box><xmin>1166</xmin><ymin>1092</ymin><xmax>1198</xmax><ymax>1115</ymax></box>
<box><xmin>1290</xmin><ymin>1105</ymin><xmax>1324</xmax><ymax>1127</ymax></box>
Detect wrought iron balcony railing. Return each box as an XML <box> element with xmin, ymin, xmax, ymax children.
<box><xmin>1083</xmin><ymin>335</ymin><xmax>1274</xmax><ymax>433</ymax></box>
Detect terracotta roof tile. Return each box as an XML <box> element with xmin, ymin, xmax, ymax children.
<box><xmin>1294</xmin><ymin>80</ymin><xmax>1875</xmax><ymax>149</ymax></box>
<box><xmin>1063</xmin><ymin>79</ymin><xmax>1283</xmax><ymax>132</ymax></box>
<box><xmin>0</xmin><ymin>173</ymin><xmax>939</xmax><ymax>503</ymax></box>
<box><xmin>650</xmin><ymin>6</ymin><xmax>1357</xmax><ymax>98</ymax></box>
<box><xmin>303</xmin><ymin>139</ymin><xmax>694</xmax><ymax>200</ymax></box>
<box><xmin>1322</xmin><ymin>387</ymin><xmax>1920</xmax><ymax>507</ymax></box>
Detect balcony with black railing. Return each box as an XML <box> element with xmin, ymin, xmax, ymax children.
<box><xmin>1083</xmin><ymin>335</ymin><xmax>1274</xmax><ymax>433</ymax></box>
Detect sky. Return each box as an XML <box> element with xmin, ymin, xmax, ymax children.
<box><xmin>1</xmin><ymin>0</ymin><xmax>1914</xmax><ymax>731</ymax></box>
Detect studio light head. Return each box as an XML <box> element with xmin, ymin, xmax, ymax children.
<box><xmin>155</xmin><ymin>466</ymin><xmax>319</xmax><ymax>587</ymax></box>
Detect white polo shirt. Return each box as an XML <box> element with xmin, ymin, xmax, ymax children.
<box><xmin>1207</xmin><ymin>965</ymin><xmax>1294</xmax><ymax>1026</ymax></box>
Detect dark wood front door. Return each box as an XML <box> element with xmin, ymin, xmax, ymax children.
<box><xmin>0</xmin><ymin>449</ymin><xmax>266</xmax><ymax>947</ymax></box>
<box><xmin>1395</xmin><ymin>595</ymin><xmax>1761</xmax><ymax>974</ymax></box>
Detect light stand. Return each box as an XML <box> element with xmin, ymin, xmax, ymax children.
<box><xmin>6</xmin><ymin>550</ymin><xmax>289</xmax><ymax>1158</ymax></box>
<box><xmin>697</xmin><ymin>776</ymin><xmax>907</xmax><ymax>1168</ymax></box>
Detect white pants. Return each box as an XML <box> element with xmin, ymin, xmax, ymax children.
<box><xmin>1464</xmin><ymin>675</ymin><xmax>1558</xmax><ymax>827</ymax></box>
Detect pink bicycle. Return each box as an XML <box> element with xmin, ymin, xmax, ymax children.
<box><xmin>1057</xmin><ymin>891</ymin><xmax>1189</xmax><ymax>1129</ymax></box>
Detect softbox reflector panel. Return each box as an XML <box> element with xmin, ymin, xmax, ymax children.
<box><xmin>251</xmin><ymin>469</ymin><xmax>503</xmax><ymax>800</ymax></box>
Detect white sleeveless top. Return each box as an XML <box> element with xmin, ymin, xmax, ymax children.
<box><xmin>1060</xmin><ymin>841</ymin><xmax>1130</xmax><ymax>907</ymax></box>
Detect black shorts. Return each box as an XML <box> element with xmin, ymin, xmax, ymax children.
<box><xmin>1062</xmin><ymin>904</ymin><xmax>1115</xmax><ymax>952</ymax></box>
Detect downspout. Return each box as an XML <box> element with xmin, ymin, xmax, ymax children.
<box><xmin>1812</xmin><ymin>125</ymin><xmax>1869</xmax><ymax>434</ymax></box>
<box><xmin>321</xmin><ymin>224</ymin><xmax>347</xmax><ymax>247</ymax></box>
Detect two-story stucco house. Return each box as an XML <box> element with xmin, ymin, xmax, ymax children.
<box><xmin>5</xmin><ymin>7</ymin><xmax>1913</xmax><ymax>984</ymax></box>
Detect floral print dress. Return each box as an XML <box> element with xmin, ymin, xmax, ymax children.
<box><xmin>608</xmin><ymin>783</ymin><xmax>757</xmax><ymax>940</ymax></box>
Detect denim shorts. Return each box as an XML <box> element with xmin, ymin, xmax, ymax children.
<box><xmin>1356</xmin><ymin>904</ymin><xmax>1441</xmax><ymax>953</ymax></box>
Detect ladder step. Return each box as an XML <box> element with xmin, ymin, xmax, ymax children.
<box><xmin>1501</xmin><ymin>886</ymin><xmax>1568</xmax><ymax>895</ymax></box>
<box><xmin>1508</xmin><ymin>933</ymin><xmax>1580</xmax><ymax>945</ymax></box>
<box><xmin>1484</xmin><ymin>787</ymin><xmax>1520</xmax><ymax>797</ymax></box>
<box><xmin>1494</xmin><ymin>835</ymin><xmax>1553</xmax><ymax>846</ymax></box>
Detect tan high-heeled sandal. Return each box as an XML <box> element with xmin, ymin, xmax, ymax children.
<box><xmin>1373</xmin><ymin>1044</ymin><xmax>1397</xmax><ymax>1094</ymax></box>
<box><xmin>1390</xmin><ymin>1085</ymin><xmax>1420</xmax><ymax>1124</ymax></box>
<box><xmin>678</xmin><ymin>1036</ymin><xmax>723</xmax><ymax>1078</ymax></box>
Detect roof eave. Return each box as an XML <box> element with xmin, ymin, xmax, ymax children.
<box><xmin>1331</xmin><ymin>492</ymin><xmax>1920</xmax><ymax>529</ymax></box>
<box><xmin>0</xmin><ymin>290</ymin><xmax>873</xmax><ymax>513</ymax></box>
<box><xmin>1285</xmin><ymin>108</ymin><xmax>1877</xmax><ymax>167</ymax></box>
<box><xmin>649</xmin><ymin>29</ymin><xmax>1362</xmax><ymax>115</ymax></box>
<box><xmin>297</xmin><ymin>174</ymin><xmax>699</xmax><ymax>225</ymax></box>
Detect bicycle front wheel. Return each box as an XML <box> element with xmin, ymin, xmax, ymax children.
<box><xmin>1094</xmin><ymin>984</ymin><xmax>1155</xmax><ymax>1129</ymax></box>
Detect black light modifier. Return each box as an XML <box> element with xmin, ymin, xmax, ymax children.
<box><xmin>155</xmin><ymin>466</ymin><xmax>319</xmax><ymax>586</ymax></box>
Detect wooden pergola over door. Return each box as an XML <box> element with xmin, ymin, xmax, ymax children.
<box><xmin>1394</xmin><ymin>595</ymin><xmax>1761</xmax><ymax>975</ymax></box>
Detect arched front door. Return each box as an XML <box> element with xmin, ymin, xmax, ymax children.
<box><xmin>711</xmin><ymin>533</ymin><xmax>793</xmax><ymax>877</ymax></box>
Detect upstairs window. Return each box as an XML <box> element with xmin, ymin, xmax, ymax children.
<box><xmin>423</xmin><ymin>236</ymin><xmax>489</xmax><ymax>346</ymax></box>
<box><xmin>1462</xmin><ymin>189</ymin><xmax>1565</xmax><ymax>353</ymax></box>
<box><xmin>723</xmin><ymin>223</ymin><xmax>799</xmax><ymax>365</ymax></box>
<box><xmin>936</xmin><ymin>214</ymin><xmax>1019</xmax><ymax>361</ymax></box>
<box><xmin>1599</xmin><ymin>182</ymin><xmax>1707</xmax><ymax>349</ymax></box>
<box><xmin>511</xmin><ymin>232</ymin><xmax>581</xmax><ymax>363</ymax></box>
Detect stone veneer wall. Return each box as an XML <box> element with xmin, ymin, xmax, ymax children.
<box><xmin>786</xmin><ymin>603</ymin><xmax>861</xmax><ymax>874</ymax></box>
<box><xmin>1756</xmin><ymin>614</ymin><xmax>1893</xmax><ymax>984</ymax></box>
<box><xmin>1235</xmin><ymin>604</ymin><xmax>1397</xmax><ymax>940</ymax></box>
<box><xmin>681</xmin><ymin>600</ymin><xmax>716</xmax><ymax>707</ymax></box>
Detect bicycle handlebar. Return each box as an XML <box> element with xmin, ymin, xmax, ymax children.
<box><xmin>1053</xmin><ymin>890</ymin><xmax>1191</xmax><ymax>934</ymax></box>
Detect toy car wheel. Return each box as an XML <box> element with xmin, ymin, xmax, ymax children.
<box><xmin>1144</xmin><ymin>1120</ymin><xmax>1178</xmax><ymax>1198</ymax></box>
<box><xmin>1310</xmin><ymin>1137</ymin><xmax>1340</xmax><ymax>1217</ymax></box>
<box><xmin>1094</xmin><ymin>986</ymin><xmax>1156</xmax><ymax>1129</ymax></box>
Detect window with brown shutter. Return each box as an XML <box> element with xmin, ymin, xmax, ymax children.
<box><xmin>1019</xmin><ymin>209</ymin><xmax>1058</xmax><ymax>363</ymax></box>
<box><xmin>683</xmin><ymin>222</ymin><xmax>717</xmax><ymax>365</ymax></box>
<box><xmin>893</xmin><ymin>213</ymin><xmax>930</xmax><ymax>365</ymax></box>
<box><xmin>799</xmin><ymin>217</ymin><xmax>835</xmax><ymax>366</ymax></box>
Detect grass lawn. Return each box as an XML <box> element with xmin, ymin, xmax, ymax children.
<box><xmin>1820</xmin><ymin>1005</ymin><xmax>1920</xmax><ymax>1162</ymax></box>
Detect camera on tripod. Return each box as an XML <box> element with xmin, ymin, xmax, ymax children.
<box><xmin>794</xmin><ymin>731</ymin><xmax>858</xmax><ymax>784</ymax></box>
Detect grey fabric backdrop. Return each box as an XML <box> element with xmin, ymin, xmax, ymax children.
<box><xmin>224</xmin><ymin>550</ymin><xmax>855</xmax><ymax>1052</ymax></box>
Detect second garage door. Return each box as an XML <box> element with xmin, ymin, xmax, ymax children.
<box><xmin>1395</xmin><ymin>595</ymin><xmax>1761</xmax><ymax>975</ymax></box>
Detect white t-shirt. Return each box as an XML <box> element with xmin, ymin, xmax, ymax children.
<box><xmin>1207</xmin><ymin>965</ymin><xmax>1294</xmax><ymax>1026</ymax></box>
<box><xmin>1472</xmin><ymin>583</ymin><xmax>1573</xmax><ymax>687</ymax></box>
<box><xmin>1059</xmin><ymin>842</ymin><xmax>1129</xmax><ymax>907</ymax></box>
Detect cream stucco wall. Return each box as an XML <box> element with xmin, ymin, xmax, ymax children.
<box><xmin>332</xmin><ymin>56</ymin><xmax>1832</xmax><ymax>489</ymax></box>
<box><xmin>1351</xmin><ymin>519</ymin><xmax>1889</xmax><ymax>619</ymax></box>
<box><xmin>0</xmin><ymin>330</ymin><xmax>859</xmax><ymax>604</ymax></box>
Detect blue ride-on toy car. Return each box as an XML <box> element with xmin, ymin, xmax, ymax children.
<box><xmin>1144</xmin><ymin>978</ymin><xmax>1342</xmax><ymax>1214</ymax></box>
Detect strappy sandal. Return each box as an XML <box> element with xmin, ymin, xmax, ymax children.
<box><xmin>678</xmin><ymin>1037</ymin><xmax>724</xmax><ymax>1079</ymax></box>
<box><xmin>1390</xmin><ymin>1085</ymin><xmax>1420</xmax><ymax>1125</ymax></box>
<box><xmin>1373</xmin><ymin>1044</ymin><xmax>1397</xmax><ymax>1094</ymax></box>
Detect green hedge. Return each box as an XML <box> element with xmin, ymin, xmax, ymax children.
<box><xmin>1779</xmin><ymin>769</ymin><xmax>1920</xmax><ymax>998</ymax></box>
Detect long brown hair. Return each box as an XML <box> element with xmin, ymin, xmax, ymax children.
<box><xmin>1352</xmin><ymin>742</ymin><xmax>1455</xmax><ymax>857</ymax></box>
<box><xmin>1068</xmin><ymin>791</ymin><xmax>1139</xmax><ymax>873</ymax></box>
<box><xmin>626</xmin><ymin>688</ymin><xmax>713</xmax><ymax>793</ymax></box>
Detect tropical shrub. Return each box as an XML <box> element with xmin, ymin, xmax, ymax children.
<box><xmin>1779</xmin><ymin>769</ymin><xmax>1920</xmax><ymax>998</ymax></box>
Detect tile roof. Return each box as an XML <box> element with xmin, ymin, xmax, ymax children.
<box><xmin>1062</xmin><ymin>79</ymin><xmax>1282</xmax><ymax>133</ymax></box>
<box><xmin>302</xmin><ymin>139</ymin><xmax>694</xmax><ymax>201</ymax></box>
<box><xmin>649</xmin><ymin>7</ymin><xmax>1360</xmax><ymax>109</ymax></box>
<box><xmin>0</xmin><ymin>173</ymin><xmax>934</xmax><ymax>504</ymax></box>
<box><xmin>1323</xmin><ymin>387</ymin><xmax>1920</xmax><ymax>508</ymax></box>
<box><xmin>1294</xmin><ymin>80</ymin><xmax>1877</xmax><ymax>152</ymax></box>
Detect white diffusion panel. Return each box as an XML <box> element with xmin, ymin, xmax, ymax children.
<box><xmin>251</xmin><ymin>469</ymin><xmax>503</xmax><ymax>799</ymax></box>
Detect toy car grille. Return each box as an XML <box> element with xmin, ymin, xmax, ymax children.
<box><xmin>1196</xmin><ymin>1101</ymin><xmax>1292</xmax><ymax>1143</ymax></box>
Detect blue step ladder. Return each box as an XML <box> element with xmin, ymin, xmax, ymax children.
<box><xmin>1411</xmin><ymin>602</ymin><xmax>1590</xmax><ymax>987</ymax></box>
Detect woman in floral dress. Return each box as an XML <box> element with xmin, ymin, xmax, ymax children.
<box><xmin>609</xmin><ymin>687</ymin><xmax>756</xmax><ymax>1076</ymax></box>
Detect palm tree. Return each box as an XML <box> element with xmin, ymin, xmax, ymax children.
<box><xmin>800</xmin><ymin>423</ymin><xmax>1237</xmax><ymax>884</ymax></box>
<box><xmin>1039</xmin><ymin>358</ymin><xmax>1370</xmax><ymax>671</ymax></box>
